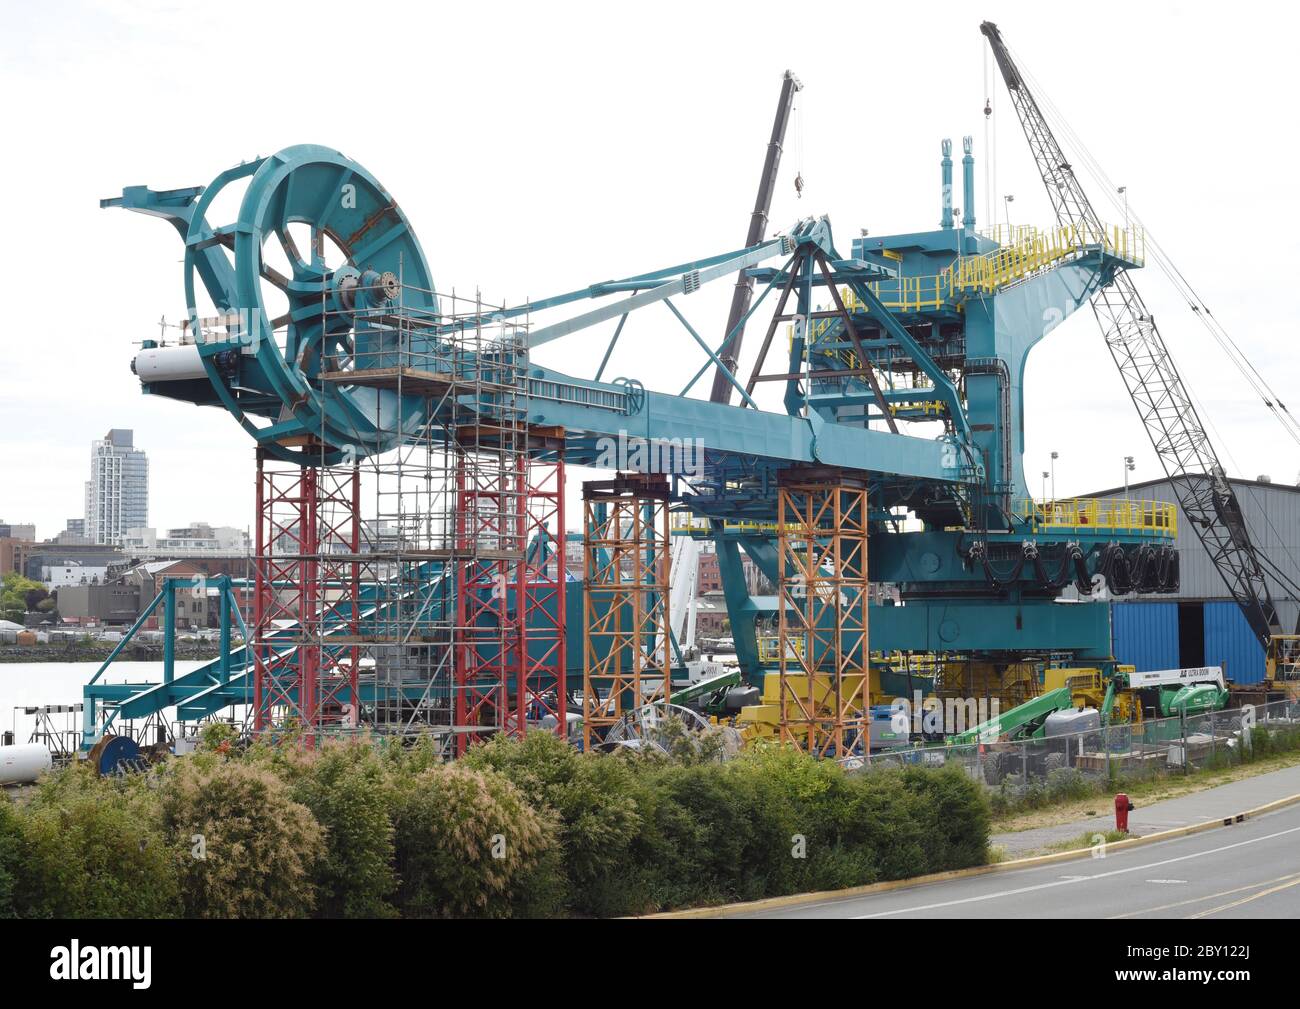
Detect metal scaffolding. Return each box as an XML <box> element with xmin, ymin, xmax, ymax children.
<box><xmin>776</xmin><ymin>467</ymin><xmax>871</xmax><ymax>758</ymax></box>
<box><xmin>582</xmin><ymin>474</ymin><xmax>672</xmax><ymax>751</ymax></box>
<box><xmin>252</xmin><ymin>458</ymin><xmax>361</xmax><ymax>741</ymax></box>
<box><xmin>248</xmin><ymin>276</ymin><xmax>565</xmax><ymax>751</ymax></box>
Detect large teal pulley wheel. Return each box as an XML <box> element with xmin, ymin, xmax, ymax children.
<box><xmin>119</xmin><ymin>145</ymin><xmax>444</xmax><ymax>464</ymax></box>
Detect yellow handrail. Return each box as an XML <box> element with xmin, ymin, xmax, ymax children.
<box><xmin>948</xmin><ymin>222</ymin><xmax>1144</xmax><ymax>295</ymax></box>
<box><xmin>1017</xmin><ymin>497</ymin><xmax>1177</xmax><ymax>536</ymax></box>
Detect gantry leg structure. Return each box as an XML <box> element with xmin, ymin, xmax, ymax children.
<box><xmin>253</xmin><ymin>453</ymin><xmax>362</xmax><ymax>742</ymax></box>
<box><xmin>453</xmin><ymin>431</ymin><xmax>567</xmax><ymax>753</ymax></box>
<box><xmin>582</xmin><ymin>474</ymin><xmax>672</xmax><ymax>751</ymax></box>
<box><xmin>776</xmin><ymin>466</ymin><xmax>870</xmax><ymax>759</ymax></box>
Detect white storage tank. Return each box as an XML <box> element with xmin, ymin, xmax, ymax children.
<box><xmin>0</xmin><ymin>743</ymin><xmax>52</xmax><ymax>785</ymax></box>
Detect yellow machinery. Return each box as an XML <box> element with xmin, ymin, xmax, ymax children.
<box><xmin>736</xmin><ymin>670</ymin><xmax>870</xmax><ymax>746</ymax></box>
<box><xmin>936</xmin><ymin>659</ymin><xmax>1041</xmax><ymax>709</ymax></box>
<box><xmin>1043</xmin><ymin>665</ymin><xmax>1144</xmax><ymax>724</ymax></box>
<box><xmin>1265</xmin><ymin>635</ymin><xmax>1300</xmax><ymax>700</ymax></box>
<box><xmin>735</xmin><ymin>655</ymin><xmax>1041</xmax><ymax>747</ymax></box>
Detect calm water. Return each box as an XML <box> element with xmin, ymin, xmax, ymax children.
<box><xmin>1</xmin><ymin>660</ymin><xmax>206</xmax><ymax>743</ymax></box>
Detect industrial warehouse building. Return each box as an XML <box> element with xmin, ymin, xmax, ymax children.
<box><xmin>1088</xmin><ymin>477</ymin><xmax>1300</xmax><ymax>683</ymax></box>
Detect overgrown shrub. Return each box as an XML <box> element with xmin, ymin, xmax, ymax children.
<box><xmin>198</xmin><ymin>721</ymin><xmax>237</xmax><ymax>753</ymax></box>
<box><xmin>7</xmin><ymin>728</ymin><xmax>998</xmax><ymax>918</ymax></box>
<box><xmin>1043</xmin><ymin>766</ymin><xmax>1093</xmax><ymax>802</ymax></box>
<box><xmin>389</xmin><ymin>763</ymin><xmax>562</xmax><ymax>918</ymax></box>
<box><xmin>15</xmin><ymin>764</ymin><xmax>179</xmax><ymax>918</ymax></box>
<box><xmin>464</xmin><ymin>734</ymin><xmax>992</xmax><ymax>912</ymax></box>
<box><xmin>159</xmin><ymin>760</ymin><xmax>324</xmax><ymax>918</ymax></box>
<box><xmin>462</xmin><ymin>732</ymin><xmax>644</xmax><ymax>915</ymax></box>
<box><xmin>1251</xmin><ymin>724</ymin><xmax>1300</xmax><ymax>759</ymax></box>
<box><xmin>895</xmin><ymin>763</ymin><xmax>990</xmax><ymax>871</ymax></box>
<box><xmin>0</xmin><ymin>798</ymin><xmax>19</xmax><ymax>918</ymax></box>
<box><xmin>288</xmin><ymin>739</ymin><xmax>398</xmax><ymax>918</ymax></box>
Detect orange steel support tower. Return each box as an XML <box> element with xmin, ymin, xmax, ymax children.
<box><xmin>582</xmin><ymin>474</ymin><xmax>671</xmax><ymax>751</ymax></box>
<box><xmin>776</xmin><ymin>467</ymin><xmax>870</xmax><ymax>759</ymax></box>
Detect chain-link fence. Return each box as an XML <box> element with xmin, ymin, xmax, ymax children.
<box><xmin>869</xmin><ymin>698</ymin><xmax>1300</xmax><ymax>798</ymax></box>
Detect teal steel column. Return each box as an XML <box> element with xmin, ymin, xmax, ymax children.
<box><xmin>962</xmin><ymin>135</ymin><xmax>976</xmax><ymax>232</ymax></box>
<box><xmin>941</xmin><ymin>139</ymin><xmax>954</xmax><ymax>229</ymax></box>
<box><xmin>163</xmin><ymin>578</ymin><xmax>175</xmax><ymax>685</ymax></box>
<box><xmin>219</xmin><ymin>576</ymin><xmax>231</xmax><ymax>683</ymax></box>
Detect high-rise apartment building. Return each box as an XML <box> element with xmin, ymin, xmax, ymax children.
<box><xmin>85</xmin><ymin>429</ymin><xmax>149</xmax><ymax>546</ymax></box>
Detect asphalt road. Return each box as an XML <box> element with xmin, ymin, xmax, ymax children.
<box><xmin>734</xmin><ymin>802</ymin><xmax>1300</xmax><ymax>918</ymax></box>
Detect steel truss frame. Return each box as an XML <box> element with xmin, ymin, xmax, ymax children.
<box><xmin>453</xmin><ymin>446</ymin><xmax>568</xmax><ymax>753</ymax></box>
<box><xmin>253</xmin><ymin>455</ymin><xmax>361</xmax><ymax>740</ymax></box>
<box><xmin>582</xmin><ymin>474</ymin><xmax>671</xmax><ymax>751</ymax></box>
<box><xmin>776</xmin><ymin>468</ymin><xmax>870</xmax><ymax>758</ymax></box>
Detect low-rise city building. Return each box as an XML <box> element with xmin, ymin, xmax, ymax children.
<box><xmin>56</xmin><ymin>583</ymin><xmax>142</xmax><ymax>625</ymax></box>
<box><xmin>0</xmin><ymin>537</ymin><xmax>35</xmax><ymax>577</ymax></box>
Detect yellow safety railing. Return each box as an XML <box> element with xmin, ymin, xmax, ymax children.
<box><xmin>784</xmin><ymin>222</ymin><xmax>1145</xmax><ymax>379</ymax></box>
<box><xmin>1017</xmin><ymin>497</ymin><xmax>1177</xmax><ymax>536</ymax></box>
<box><xmin>889</xmin><ymin>399</ymin><xmax>945</xmax><ymax>417</ymax></box>
<box><xmin>758</xmin><ymin>634</ymin><xmax>805</xmax><ymax>663</ymax></box>
<box><xmin>670</xmin><ymin>516</ymin><xmax>787</xmax><ymax>534</ymax></box>
<box><xmin>949</xmin><ymin>222</ymin><xmax>1144</xmax><ymax>296</ymax></box>
<box><xmin>876</xmin><ymin>650</ymin><xmax>946</xmax><ymax>674</ymax></box>
<box><xmin>837</xmin><ymin>222</ymin><xmax>1146</xmax><ymax>313</ymax></box>
<box><xmin>844</xmin><ymin>278</ymin><xmax>952</xmax><ymax>314</ymax></box>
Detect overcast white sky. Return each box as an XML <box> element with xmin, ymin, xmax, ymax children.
<box><xmin>2</xmin><ymin>0</ymin><xmax>1297</xmax><ymax>540</ymax></box>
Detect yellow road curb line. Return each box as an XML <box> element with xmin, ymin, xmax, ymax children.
<box><xmin>639</xmin><ymin>790</ymin><xmax>1300</xmax><ymax>918</ymax></box>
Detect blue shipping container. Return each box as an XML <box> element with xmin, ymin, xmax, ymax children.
<box><xmin>1111</xmin><ymin>601</ymin><xmax>1180</xmax><ymax>671</ymax></box>
<box><xmin>1202</xmin><ymin>600</ymin><xmax>1265</xmax><ymax>684</ymax></box>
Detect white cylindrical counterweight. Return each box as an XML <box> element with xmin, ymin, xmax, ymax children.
<box><xmin>0</xmin><ymin>743</ymin><xmax>51</xmax><ymax>785</ymax></box>
<box><xmin>132</xmin><ymin>344</ymin><xmax>206</xmax><ymax>382</ymax></box>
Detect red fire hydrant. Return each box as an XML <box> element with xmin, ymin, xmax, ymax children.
<box><xmin>1115</xmin><ymin>792</ymin><xmax>1135</xmax><ymax>832</ymax></box>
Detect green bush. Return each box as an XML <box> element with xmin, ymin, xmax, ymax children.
<box><xmin>198</xmin><ymin>722</ymin><xmax>238</xmax><ymax>752</ymax></box>
<box><xmin>6</xmin><ymin>730</ymin><xmax>996</xmax><ymax>918</ymax></box>
<box><xmin>462</xmin><ymin>732</ymin><xmax>644</xmax><ymax>915</ymax></box>
<box><xmin>15</xmin><ymin>764</ymin><xmax>179</xmax><ymax>918</ymax></box>
<box><xmin>711</xmin><ymin>745</ymin><xmax>837</xmax><ymax>896</ymax></box>
<box><xmin>1251</xmin><ymin>724</ymin><xmax>1300</xmax><ymax>759</ymax></box>
<box><xmin>390</xmin><ymin>763</ymin><xmax>561</xmax><ymax>918</ymax></box>
<box><xmin>635</xmin><ymin>761</ymin><xmax>752</xmax><ymax>906</ymax></box>
<box><xmin>0</xmin><ymin>798</ymin><xmax>19</xmax><ymax>918</ymax></box>
<box><xmin>895</xmin><ymin>763</ymin><xmax>990</xmax><ymax>871</ymax></box>
<box><xmin>159</xmin><ymin>760</ymin><xmax>324</xmax><ymax>918</ymax></box>
<box><xmin>288</xmin><ymin>739</ymin><xmax>398</xmax><ymax>919</ymax></box>
<box><xmin>464</xmin><ymin>735</ymin><xmax>993</xmax><ymax>913</ymax></box>
<box><xmin>1044</xmin><ymin>767</ymin><xmax>1093</xmax><ymax>803</ymax></box>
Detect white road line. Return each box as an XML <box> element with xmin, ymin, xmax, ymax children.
<box><xmin>846</xmin><ymin>824</ymin><xmax>1300</xmax><ymax>919</ymax></box>
<box><xmin>1110</xmin><ymin>873</ymin><xmax>1300</xmax><ymax>918</ymax></box>
<box><xmin>1187</xmin><ymin>876</ymin><xmax>1300</xmax><ymax>919</ymax></box>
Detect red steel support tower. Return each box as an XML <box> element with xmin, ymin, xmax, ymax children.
<box><xmin>252</xmin><ymin>451</ymin><xmax>361</xmax><ymax>742</ymax></box>
<box><xmin>452</xmin><ymin>433</ymin><xmax>567</xmax><ymax>754</ymax></box>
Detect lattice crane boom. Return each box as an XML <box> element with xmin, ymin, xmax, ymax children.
<box><xmin>981</xmin><ymin>20</ymin><xmax>1281</xmax><ymax>649</ymax></box>
<box><xmin>711</xmin><ymin>69</ymin><xmax>802</xmax><ymax>405</ymax></box>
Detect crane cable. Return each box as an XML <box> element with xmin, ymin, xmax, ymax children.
<box><xmin>792</xmin><ymin>86</ymin><xmax>806</xmax><ymax>199</ymax></box>
<box><xmin>982</xmin><ymin>42</ymin><xmax>993</xmax><ymax>227</ymax></box>
<box><xmin>1006</xmin><ymin>41</ymin><xmax>1300</xmax><ymax>452</ymax></box>
<box><xmin>1005</xmin><ymin>42</ymin><xmax>1300</xmax><ymax>602</ymax></box>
